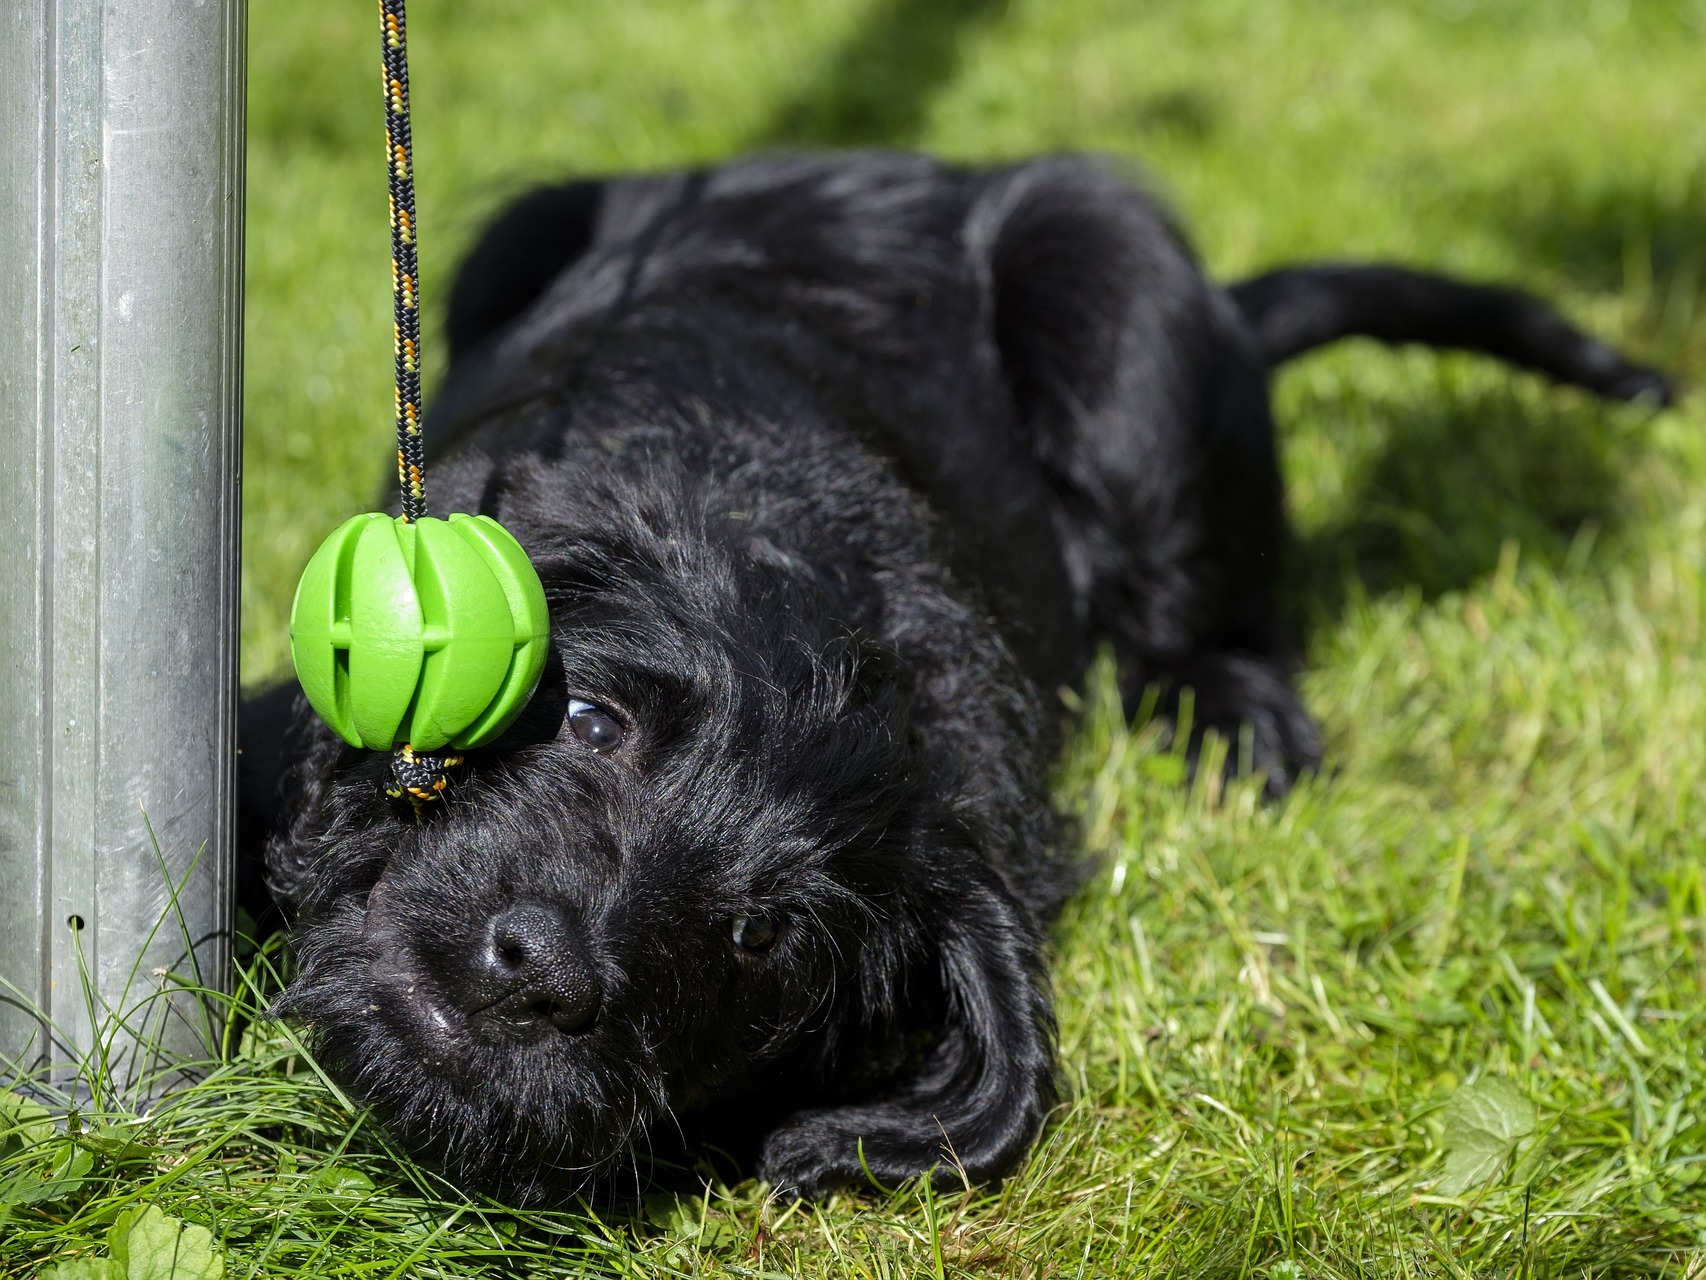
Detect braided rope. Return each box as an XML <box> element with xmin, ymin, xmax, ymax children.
<box><xmin>378</xmin><ymin>0</ymin><xmax>461</xmax><ymax>809</ymax></box>
<box><xmin>381</xmin><ymin>0</ymin><xmax>427</xmax><ymax>522</ymax></box>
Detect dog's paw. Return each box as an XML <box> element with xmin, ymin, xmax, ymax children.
<box><xmin>757</xmin><ymin>1108</ymin><xmax>961</xmax><ymax>1200</ymax></box>
<box><xmin>757</xmin><ymin>1112</ymin><xmax>865</xmax><ymax>1200</ymax></box>
<box><xmin>1140</xmin><ymin>651</ymin><xmax>1322</xmax><ymax>797</ymax></box>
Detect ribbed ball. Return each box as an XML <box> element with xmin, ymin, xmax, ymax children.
<box><xmin>290</xmin><ymin>513</ymin><xmax>550</xmax><ymax>751</ymax></box>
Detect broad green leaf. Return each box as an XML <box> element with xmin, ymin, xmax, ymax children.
<box><xmin>0</xmin><ymin>1089</ymin><xmax>56</xmax><ymax>1154</ymax></box>
<box><xmin>644</xmin><ymin>1192</ymin><xmax>697</xmax><ymax>1236</ymax></box>
<box><xmin>37</xmin><ymin>1261</ymin><xmax>125</xmax><ymax>1280</ymax></box>
<box><xmin>109</xmin><ymin>1205</ymin><xmax>226</xmax><ymax>1280</ymax></box>
<box><xmin>78</xmin><ymin>1122</ymin><xmax>161</xmax><ymax>1162</ymax></box>
<box><xmin>1</xmin><ymin>1137</ymin><xmax>95</xmax><ymax>1208</ymax></box>
<box><xmin>1437</xmin><ymin>1076</ymin><xmax>1538</xmax><ymax>1196</ymax></box>
<box><xmin>646</xmin><ymin>1194</ymin><xmax>742</xmax><ymax>1251</ymax></box>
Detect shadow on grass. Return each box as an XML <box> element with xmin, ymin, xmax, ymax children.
<box><xmin>754</xmin><ymin>0</ymin><xmax>1009</xmax><ymax>147</ymax></box>
<box><xmin>1461</xmin><ymin>164</ymin><xmax>1706</xmax><ymax>375</ymax></box>
<box><xmin>1289</xmin><ymin>159</ymin><xmax>1697</xmax><ymax>625</ymax></box>
<box><xmin>1295</xmin><ymin>377</ymin><xmax>1640</xmax><ymax>623</ymax></box>
<box><xmin>1481</xmin><ymin>164</ymin><xmax>1706</xmax><ymax>300</ymax></box>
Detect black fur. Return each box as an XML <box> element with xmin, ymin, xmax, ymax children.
<box><xmin>253</xmin><ymin>151</ymin><xmax>1671</xmax><ymax>1201</ymax></box>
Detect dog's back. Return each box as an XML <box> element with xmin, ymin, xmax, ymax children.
<box><xmin>430</xmin><ymin>154</ymin><xmax>1245</xmax><ymax>698</ymax></box>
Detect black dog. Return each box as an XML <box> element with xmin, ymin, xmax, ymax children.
<box><xmin>250</xmin><ymin>152</ymin><xmax>1670</xmax><ymax>1201</ymax></box>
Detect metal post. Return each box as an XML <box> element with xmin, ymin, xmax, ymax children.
<box><xmin>1</xmin><ymin>0</ymin><xmax>245</xmax><ymax>1088</ymax></box>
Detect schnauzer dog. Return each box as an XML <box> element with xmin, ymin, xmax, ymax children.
<box><xmin>246</xmin><ymin>152</ymin><xmax>1670</xmax><ymax>1201</ymax></box>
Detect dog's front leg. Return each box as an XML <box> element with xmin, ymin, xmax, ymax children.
<box><xmin>757</xmin><ymin>867</ymin><xmax>1056</xmax><ymax>1198</ymax></box>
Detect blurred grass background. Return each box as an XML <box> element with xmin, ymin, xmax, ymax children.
<box><xmin>28</xmin><ymin>0</ymin><xmax>1699</xmax><ymax>1274</ymax></box>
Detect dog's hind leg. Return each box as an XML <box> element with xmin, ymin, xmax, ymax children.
<box><xmin>1101</xmin><ymin>330</ymin><xmax>1323</xmax><ymax>793</ymax></box>
<box><xmin>976</xmin><ymin>157</ymin><xmax>1321</xmax><ymax>791</ymax></box>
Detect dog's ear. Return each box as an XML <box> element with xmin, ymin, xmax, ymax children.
<box><xmin>256</xmin><ymin>723</ymin><xmax>338</xmax><ymax>919</ymax></box>
<box><xmin>757</xmin><ymin>866</ymin><xmax>1056</xmax><ymax>1198</ymax></box>
<box><xmin>445</xmin><ymin>180</ymin><xmax>605</xmax><ymax>367</ymax></box>
<box><xmin>237</xmin><ymin>682</ymin><xmax>310</xmax><ymax>930</ymax></box>
<box><xmin>256</xmin><ymin>708</ymin><xmax>389</xmax><ymax>919</ymax></box>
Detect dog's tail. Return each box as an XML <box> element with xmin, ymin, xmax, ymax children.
<box><xmin>1228</xmin><ymin>263</ymin><xmax>1675</xmax><ymax>406</ymax></box>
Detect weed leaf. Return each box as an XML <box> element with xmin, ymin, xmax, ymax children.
<box><xmin>38</xmin><ymin>1261</ymin><xmax>124</xmax><ymax>1280</ymax></box>
<box><xmin>109</xmin><ymin>1205</ymin><xmax>225</xmax><ymax>1280</ymax></box>
<box><xmin>0</xmin><ymin>1090</ymin><xmax>56</xmax><ymax>1155</ymax></box>
<box><xmin>1</xmin><ymin>1138</ymin><xmax>95</xmax><ymax>1208</ymax></box>
<box><xmin>1437</xmin><ymin>1076</ymin><xmax>1538</xmax><ymax>1196</ymax></box>
<box><xmin>78</xmin><ymin>1123</ymin><xmax>162</xmax><ymax>1162</ymax></box>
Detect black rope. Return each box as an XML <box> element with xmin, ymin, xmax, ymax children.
<box><xmin>382</xmin><ymin>0</ymin><xmax>426</xmax><ymax>522</ymax></box>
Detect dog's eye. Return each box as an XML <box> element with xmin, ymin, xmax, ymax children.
<box><xmin>567</xmin><ymin>699</ymin><xmax>625</xmax><ymax>752</ymax></box>
<box><xmin>731</xmin><ymin>915</ymin><xmax>780</xmax><ymax>952</ymax></box>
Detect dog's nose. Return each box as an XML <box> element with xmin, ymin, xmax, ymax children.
<box><xmin>464</xmin><ymin>900</ymin><xmax>602</xmax><ymax>1035</ymax></box>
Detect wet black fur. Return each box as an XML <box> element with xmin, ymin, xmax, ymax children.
<box><xmin>255</xmin><ymin>151</ymin><xmax>1671</xmax><ymax>1202</ymax></box>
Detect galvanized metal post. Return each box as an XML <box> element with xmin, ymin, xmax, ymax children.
<box><xmin>1</xmin><ymin>0</ymin><xmax>245</xmax><ymax>1088</ymax></box>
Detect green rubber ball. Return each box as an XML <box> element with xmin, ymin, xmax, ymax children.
<box><xmin>290</xmin><ymin>512</ymin><xmax>551</xmax><ymax>752</ymax></box>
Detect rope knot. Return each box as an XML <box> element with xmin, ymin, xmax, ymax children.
<box><xmin>387</xmin><ymin>743</ymin><xmax>465</xmax><ymax>818</ymax></box>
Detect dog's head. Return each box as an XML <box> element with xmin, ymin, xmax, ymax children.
<box><xmin>268</xmin><ymin>430</ymin><xmax>1059</xmax><ymax>1200</ymax></box>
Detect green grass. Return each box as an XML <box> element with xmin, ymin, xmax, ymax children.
<box><xmin>9</xmin><ymin>0</ymin><xmax>1706</xmax><ymax>1274</ymax></box>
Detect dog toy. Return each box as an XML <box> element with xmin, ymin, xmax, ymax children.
<box><xmin>289</xmin><ymin>0</ymin><xmax>548</xmax><ymax>804</ymax></box>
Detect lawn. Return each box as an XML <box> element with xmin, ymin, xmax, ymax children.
<box><xmin>7</xmin><ymin>0</ymin><xmax>1706</xmax><ymax>1274</ymax></box>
